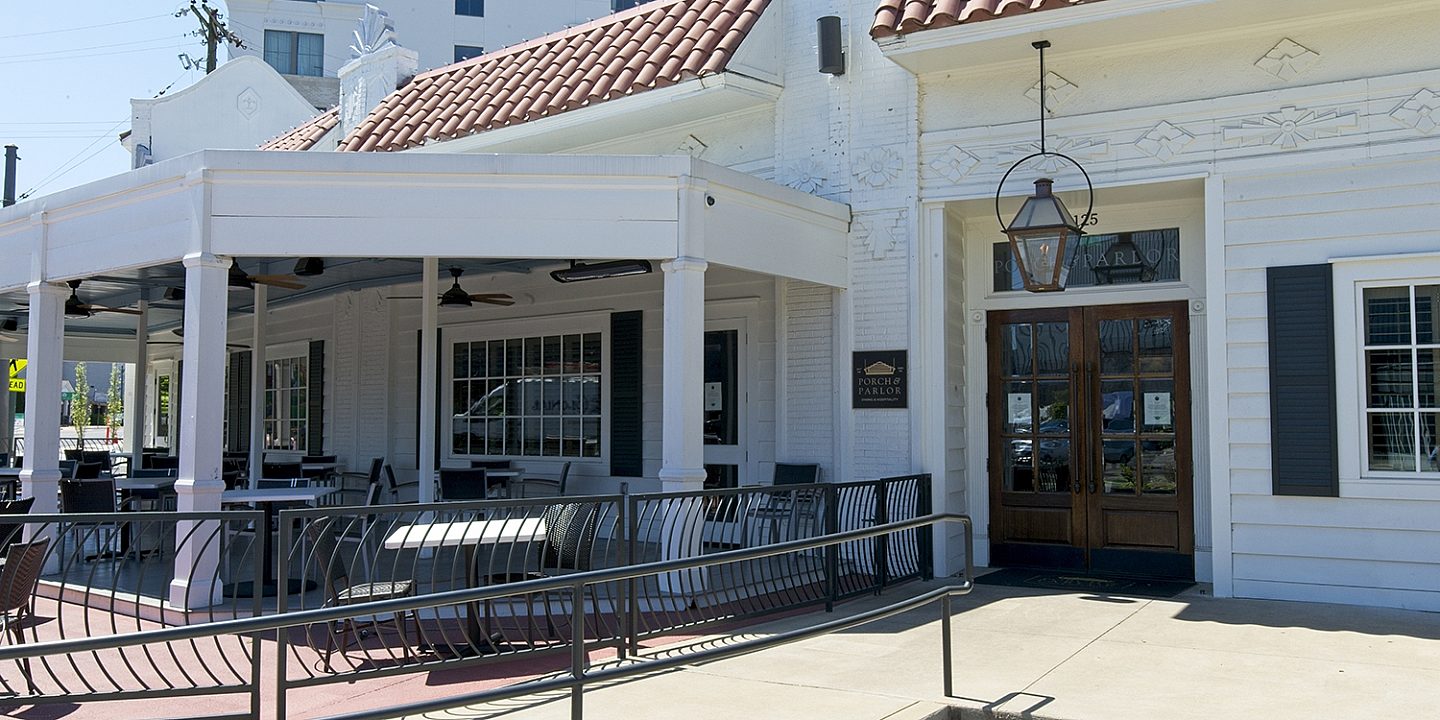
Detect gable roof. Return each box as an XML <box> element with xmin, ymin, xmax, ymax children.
<box><xmin>340</xmin><ymin>0</ymin><xmax>771</xmax><ymax>153</ymax></box>
<box><xmin>871</xmin><ymin>0</ymin><xmax>1103</xmax><ymax>38</ymax></box>
<box><xmin>260</xmin><ymin>108</ymin><xmax>340</xmax><ymax>151</ymax></box>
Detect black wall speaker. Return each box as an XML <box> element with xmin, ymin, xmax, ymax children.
<box><xmin>817</xmin><ymin>16</ymin><xmax>845</xmax><ymax>76</ymax></box>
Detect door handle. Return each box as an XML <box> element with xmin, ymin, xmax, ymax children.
<box><xmin>1086</xmin><ymin>361</ymin><xmax>1098</xmax><ymax>495</ymax></box>
<box><xmin>1071</xmin><ymin>363</ymin><xmax>1083</xmax><ymax>495</ymax></box>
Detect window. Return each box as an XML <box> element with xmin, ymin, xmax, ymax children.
<box><xmin>263</xmin><ymin>30</ymin><xmax>324</xmax><ymax>77</ymax></box>
<box><xmin>455</xmin><ymin>0</ymin><xmax>484</xmax><ymax>17</ymax></box>
<box><xmin>450</xmin><ymin>333</ymin><xmax>602</xmax><ymax>459</ymax></box>
<box><xmin>264</xmin><ymin>355</ymin><xmax>308</xmax><ymax>452</ymax></box>
<box><xmin>613</xmin><ymin>0</ymin><xmax>645</xmax><ymax>10</ymax></box>
<box><xmin>454</xmin><ymin>45</ymin><xmax>485</xmax><ymax>63</ymax></box>
<box><xmin>1361</xmin><ymin>283</ymin><xmax>1439</xmax><ymax>474</ymax></box>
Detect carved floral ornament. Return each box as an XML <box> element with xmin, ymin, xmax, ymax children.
<box><xmin>852</xmin><ymin>147</ymin><xmax>903</xmax><ymax>188</ymax></box>
<box><xmin>785</xmin><ymin>157</ymin><xmax>830</xmax><ymax>194</ymax></box>
<box><xmin>350</xmin><ymin>4</ymin><xmax>397</xmax><ymax>58</ymax></box>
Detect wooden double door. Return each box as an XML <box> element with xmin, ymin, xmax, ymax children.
<box><xmin>987</xmin><ymin>302</ymin><xmax>1193</xmax><ymax>579</ymax></box>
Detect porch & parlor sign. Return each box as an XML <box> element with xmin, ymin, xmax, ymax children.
<box><xmin>853</xmin><ymin>350</ymin><xmax>907</xmax><ymax>409</ymax></box>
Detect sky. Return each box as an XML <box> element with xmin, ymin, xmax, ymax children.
<box><xmin>0</xmin><ymin>3</ymin><xmax>211</xmax><ymax>203</ymax></box>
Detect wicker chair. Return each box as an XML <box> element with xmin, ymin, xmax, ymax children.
<box><xmin>1</xmin><ymin>537</ymin><xmax>52</xmax><ymax>693</ymax></box>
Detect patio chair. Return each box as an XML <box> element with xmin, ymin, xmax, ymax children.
<box><xmin>482</xmin><ymin>500</ymin><xmax>600</xmax><ymax>645</ymax></box>
<box><xmin>74</xmin><ymin>461</ymin><xmax>105</xmax><ymax>479</ymax></box>
<box><xmin>59</xmin><ymin>478</ymin><xmax>129</xmax><ymax>563</ymax></box>
<box><xmin>303</xmin><ymin>518</ymin><xmax>415</xmax><ymax>672</ymax></box>
<box><xmin>382</xmin><ymin>464</ymin><xmax>419</xmax><ymax>504</ymax></box>
<box><xmin>438</xmin><ymin>468</ymin><xmax>489</xmax><ymax>501</ymax></box>
<box><xmin>58</xmin><ymin>460</ymin><xmax>77</xmax><ymax>480</ymax></box>
<box><xmin>516</xmin><ymin>461</ymin><xmax>571</xmax><ymax>498</ymax></box>
<box><xmin>335</xmin><ymin>457</ymin><xmax>384</xmax><ymax>506</ymax></box>
<box><xmin>147</xmin><ymin>455</ymin><xmax>179</xmax><ymax>471</ymax></box>
<box><xmin>0</xmin><ymin>497</ymin><xmax>35</xmax><ymax>561</ymax></box>
<box><xmin>1</xmin><ymin>537</ymin><xmax>52</xmax><ymax>692</ymax></box>
<box><xmin>745</xmin><ymin>463</ymin><xmax>823</xmax><ymax>546</ymax></box>
<box><xmin>126</xmin><ymin>468</ymin><xmax>179</xmax><ymax>511</ymax></box>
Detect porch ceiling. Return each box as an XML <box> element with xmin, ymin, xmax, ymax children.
<box><xmin>0</xmin><ymin>149</ymin><xmax>850</xmax><ymax>339</ymax></box>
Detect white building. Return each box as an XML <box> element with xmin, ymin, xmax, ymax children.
<box><xmin>4</xmin><ymin>0</ymin><xmax>1439</xmax><ymax>612</ymax></box>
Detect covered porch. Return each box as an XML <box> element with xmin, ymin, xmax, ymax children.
<box><xmin>0</xmin><ymin>149</ymin><xmax>850</xmax><ymax>608</ymax></box>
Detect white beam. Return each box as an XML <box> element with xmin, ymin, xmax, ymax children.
<box><xmin>417</xmin><ymin>257</ymin><xmax>438</xmax><ymax>503</ymax></box>
<box><xmin>20</xmin><ymin>281</ymin><xmax>68</xmax><ymax>515</ymax></box>
<box><xmin>169</xmin><ymin>252</ymin><xmax>229</xmax><ymax>609</ymax></box>
<box><xmin>248</xmin><ymin>284</ymin><xmax>267</xmax><ymax>488</ymax></box>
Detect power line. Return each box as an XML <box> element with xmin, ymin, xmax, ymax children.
<box><xmin>0</xmin><ymin>42</ymin><xmax>193</xmax><ymax>67</ymax></box>
<box><xmin>0</xmin><ymin>34</ymin><xmax>191</xmax><ymax>62</ymax></box>
<box><xmin>0</xmin><ymin>13</ymin><xmax>172</xmax><ymax>41</ymax></box>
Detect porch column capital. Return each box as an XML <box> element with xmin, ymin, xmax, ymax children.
<box><xmin>182</xmin><ymin>252</ymin><xmax>230</xmax><ymax>271</ymax></box>
<box><xmin>661</xmin><ymin>256</ymin><xmax>708</xmax><ymax>274</ymax></box>
<box><xmin>25</xmin><ymin>281</ymin><xmax>69</xmax><ymax>298</ymax></box>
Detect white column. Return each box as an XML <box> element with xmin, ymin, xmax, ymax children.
<box><xmin>417</xmin><ymin>257</ymin><xmax>438</xmax><ymax>503</ymax></box>
<box><xmin>658</xmin><ymin>257</ymin><xmax>708</xmax><ymax>595</ymax></box>
<box><xmin>1</xmin><ymin>345</ymin><xmax>15</xmax><ymax>461</ymax></box>
<box><xmin>247</xmin><ymin>284</ymin><xmax>267</xmax><ymax>488</ymax></box>
<box><xmin>20</xmin><ymin>281</ymin><xmax>67</xmax><ymax>515</ymax></box>
<box><xmin>124</xmin><ymin>300</ymin><xmax>148</xmax><ymax>458</ymax></box>
<box><xmin>169</xmin><ymin>253</ymin><xmax>229</xmax><ymax>609</ymax></box>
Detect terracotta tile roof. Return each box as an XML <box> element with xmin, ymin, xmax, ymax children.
<box><xmin>870</xmin><ymin>0</ymin><xmax>1104</xmax><ymax>38</ymax></box>
<box><xmin>260</xmin><ymin>109</ymin><xmax>340</xmax><ymax>151</ymax></box>
<box><xmin>340</xmin><ymin>0</ymin><xmax>771</xmax><ymax>153</ymax></box>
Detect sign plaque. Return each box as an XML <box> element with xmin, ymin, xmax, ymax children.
<box><xmin>853</xmin><ymin>350</ymin><xmax>907</xmax><ymax>409</ymax></box>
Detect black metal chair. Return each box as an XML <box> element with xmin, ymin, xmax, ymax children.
<box><xmin>1</xmin><ymin>537</ymin><xmax>52</xmax><ymax>692</ymax></box>
<box><xmin>382</xmin><ymin>464</ymin><xmax>419</xmax><ymax>504</ymax></box>
<box><xmin>0</xmin><ymin>497</ymin><xmax>35</xmax><ymax>562</ymax></box>
<box><xmin>745</xmin><ymin>463</ymin><xmax>823</xmax><ymax>546</ymax></box>
<box><xmin>303</xmin><ymin>517</ymin><xmax>415</xmax><ymax>672</ymax></box>
<box><xmin>147</xmin><ymin>455</ymin><xmax>179</xmax><ymax>471</ymax></box>
<box><xmin>517</xmin><ymin>461</ymin><xmax>571</xmax><ymax>498</ymax></box>
<box><xmin>438</xmin><ymin>468</ymin><xmax>489</xmax><ymax>501</ymax></box>
<box><xmin>74</xmin><ymin>461</ymin><xmax>105</xmax><ymax>479</ymax></box>
<box><xmin>59</xmin><ymin>478</ymin><xmax>127</xmax><ymax>562</ymax></box>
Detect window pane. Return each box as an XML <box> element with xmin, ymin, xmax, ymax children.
<box><xmin>470</xmin><ymin>419</ymin><xmax>485</xmax><ymax>454</ymax></box>
<box><xmin>470</xmin><ymin>342</ymin><xmax>486</xmax><ymax>378</ymax></box>
<box><xmin>506</xmin><ymin>339</ymin><xmax>523</xmax><ymax>376</ymax></box>
<box><xmin>1368</xmin><ymin>413</ymin><xmax>1415</xmax><ymax>471</ymax></box>
<box><xmin>504</xmin><ymin>379</ymin><xmax>522</xmax><ymax>416</ymax></box>
<box><xmin>1423</xmin><ymin>413</ymin><xmax>1438</xmax><ymax>472</ymax></box>
<box><xmin>1101</xmin><ymin>440</ymin><xmax>1138</xmax><ymax>494</ymax></box>
<box><xmin>1099</xmin><ymin>320</ymin><xmax>1134</xmax><ymax>374</ymax></box>
<box><xmin>542</xmin><ymin>377</ymin><xmax>560</xmax><ymax>415</ymax></box>
<box><xmin>1036</xmin><ymin>381</ymin><xmax>1069</xmax><ymax>435</ymax></box>
<box><xmin>563</xmin><ymin>418</ymin><xmax>581</xmax><ymax>457</ymax></box>
<box><xmin>455</xmin><ymin>0</ymin><xmax>484</xmax><ymax>17</ymax></box>
<box><xmin>582</xmin><ymin>376</ymin><xmax>600</xmax><ymax>415</ymax></box>
<box><xmin>1137</xmin><ymin>318</ymin><xmax>1174</xmax><ymax>374</ymax></box>
<box><xmin>583</xmin><ymin>333</ymin><xmax>601</xmax><ymax>372</ymax></box>
<box><xmin>454</xmin><ymin>44</ymin><xmax>484</xmax><ymax>63</ymax></box>
<box><xmin>452</xmin><ymin>380</ymin><xmax>469</xmax><ymax>416</ymax></box>
<box><xmin>1000</xmin><ymin>324</ymin><xmax>1032</xmax><ymax>376</ymax></box>
<box><xmin>1035</xmin><ymin>322</ymin><xmax>1069</xmax><ymax>376</ymax></box>
<box><xmin>1140</xmin><ymin>440</ymin><xmax>1177</xmax><ymax>494</ymax></box>
<box><xmin>1035</xmin><ymin>439</ymin><xmax>1071</xmax><ymax>493</ymax></box>
<box><xmin>543</xmin><ymin>336</ymin><xmax>561</xmax><ymax>375</ymax></box>
<box><xmin>1140</xmin><ymin>379</ymin><xmax>1176</xmax><ymax>433</ymax></box>
<box><xmin>296</xmin><ymin>32</ymin><xmax>324</xmax><ymax>76</ymax></box>
<box><xmin>263</xmin><ymin>30</ymin><xmax>294</xmax><ymax>74</ymax></box>
<box><xmin>505</xmin><ymin>418</ymin><xmax>522</xmax><ymax>456</ymax></box>
<box><xmin>543</xmin><ymin>418</ymin><xmax>560</xmax><ymax>456</ymax></box>
<box><xmin>583</xmin><ymin>418</ymin><xmax>601</xmax><ymax>458</ymax></box>
<box><xmin>1366</xmin><ymin>350</ymin><xmax>1413</xmax><ymax>408</ymax></box>
<box><xmin>563</xmin><ymin>334</ymin><xmax>581</xmax><ymax>373</ymax></box>
<box><xmin>453</xmin><ymin>344</ymin><xmax>469</xmax><ymax>378</ymax></box>
<box><xmin>487</xmin><ymin>340</ymin><xmax>504</xmax><ymax>377</ymax></box>
<box><xmin>563</xmin><ymin>376</ymin><xmax>582</xmax><ymax>415</ymax></box>
<box><xmin>486</xmin><ymin>417</ymin><xmax>504</xmax><ymax>455</ymax></box>
<box><xmin>524</xmin><ymin>418</ymin><xmax>542</xmax><ymax>455</ymax></box>
<box><xmin>1001</xmin><ymin>439</ymin><xmax>1034</xmax><ymax>493</ymax></box>
<box><xmin>452</xmin><ymin>419</ymin><xmax>469</xmax><ymax>454</ymax></box>
<box><xmin>1100</xmin><ymin>380</ymin><xmax>1135</xmax><ymax>434</ymax></box>
<box><xmin>524</xmin><ymin>338</ymin><xmax>542</xmax><ymax>375</ymax></box>
<box><xmin>1418</xmin><ymin>285</ymin><xmax>1439</xmax><ymax>345</ymax></box>
<box><xmin>1364</xmin><ymin>287</ymin><xmax>1411</xmax><ymax>345</ymax></box>
<box><xmin>1002</xmin><ymin>381</ymin><xmax>1032</xmax><ymax>434</ymax></box>
<box><xmin>1418</xmin><ymin>348</ymin><xmax>1439</xmax><ymax>409</ymax></box>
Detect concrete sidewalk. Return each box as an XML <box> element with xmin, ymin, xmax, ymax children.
<box><xmin>404</xmin><ymin>578</ymin><xmax>1440</xmax><ymax>720</ymax></box>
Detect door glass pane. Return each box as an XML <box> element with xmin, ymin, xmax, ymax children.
<box><xmin>1099</xmin><ymin>320</ymin><xmax>1134</xmax><ymax>374</ymax></box>
<box><xmin>1003</xmin><ymin>438</ymin><xmax>1034</xmax><ymax>492</ymax></box>
<box><xmin>1099</xmin><ymin>380</ymin><xmax>1135</xmax><ymax>434</ymax></box>
<box><xmin>1035</xmin><ymin>323</ymin><xmax>1069</xmax><ymax>376</ymax></box>
<box><xmin>1140</xmin><ymin>440</ymin><xmax>1177</xmax><ymax>494</ymax></box>
<box><xmin>1036</xmin><ymin>439</ymin><xmax>1072</xmax><ymax>493</ymax></box>
<box><xmin>1101</xmin><ymin>440</ymin><xmax>1138</xmax><ymax>494</ymax></box>
<box><xmin>1368</xmin><ymin>413</ymin><xmax>1415</xmax><ymax>471</ymax></box>
<box><xmin>1137</xmin><ymin>318</ymin><xmax>1174</xmax><ymax>374</ymax></box>
<box><xmin>1139</xmin><ymin>379</ymin><xmax>1176</xmax><ymax>433</ymax></box>
<box><xmin>1036</xmin><ymin>381</ymin><xmax>1070</xmax><ymax>435</ymax></box>
<box><xmin>1000</xmin><ymin>324</ymin><xmax>1033</xmax><ymax>376</ymax></box>
<box><xmin>1003</xmin><ymin>381</ymin><xmax>1033</xmax><ymax>434</ymax></box>
<box><xmin>1367</xmin><ymin>350</ymin><xmax>1414</xmax><ymax>408</ymax></box>
<box><xmin>703</xmin><ymin>330</ymin><xmax>738</xmax><ymax>445</ymax></box>
<box><xmin>1364</xmin><ymin>287</ymin><xmax>1411</xmax><ymax>345</ymax></box>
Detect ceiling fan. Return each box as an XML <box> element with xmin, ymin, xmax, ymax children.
<box><xmin>159</xmin><ymin>326</ymin><xmax>250</xmax><ymax>350</ymax></box>
<box><xmin>64</xmin><ymin>280</ymin><xmax>143</xmax><ymax>318</ymax></box>
<box><xmin>392</xmin><ymin>267</ymin><xmax>515</xmax><ymax>308</ymax></box>
<box><xmin>228</xmin><ymin>264</ymin><xmax>306</xmax><ymax>291</ymax></box>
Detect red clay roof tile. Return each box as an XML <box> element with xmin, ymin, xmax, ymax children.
<box><xmin>340</xmin><ymin>0</ymin><xmax>771</xmax><ymax>152</ymax></box>
<box><xmin>870</xmin><ymin>0</ymin><xmax>1104</xmax><ymax>38</ymax></box>
<box><xmin>259</xmin><ymin>108</ymin><xmax>340</xmax><ymax>151</ymax></box>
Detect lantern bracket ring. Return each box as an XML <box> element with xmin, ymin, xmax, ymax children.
<box><xmin>993</xmin><ymin>150</ymin><xmax>1096</xmax><ymax>234</ymax></box>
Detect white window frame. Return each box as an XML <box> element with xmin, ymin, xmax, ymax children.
<box><xmin>443</xmin><ymin>314</ymin><xmax>609</xmax><ymax>466</ymax></box>
<box><xmin>1333</xmin><ymin>252</ymin><xmax>1440</xmax><ymax>499</ymax></box>
<box><xmin>262</xmin><ymin>342</ymin><xmax>310</xmax><ymax>454</ymax></box>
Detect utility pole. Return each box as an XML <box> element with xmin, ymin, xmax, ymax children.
<box><xmin>178</xmin><ymin>0</ymin><xmax>245</xmax><ymax>73</ymax></box>
<box><xmin>2</xmin><ymin>145</ymin><xmax>17</xmax><ymax>208</ymax></box>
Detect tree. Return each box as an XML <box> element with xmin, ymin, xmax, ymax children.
<box><xmin>106</xmin><ymin>363</ymin><xmax>124</xmax><ymax>445</ymax></box>
<box><xmin>70</xmin><ymin>362</ymin><xmax>90</xmax><ymax>445</ymax></box>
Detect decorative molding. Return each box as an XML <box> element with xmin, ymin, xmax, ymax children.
<box><xmin>349</xmin><ymin>4</ymin><xmax>397</xmax><ymax>59</ymax></box>
<box><xmin>1390</xmin><ymin>88</ymin><xmax>1439</xmax><ymax>135</ymax></box>
<box><xmin>969</xmin><ymin>310</ymin><xmax>984</xmax><ymax>325</ymax></box>
<box><xmin>1255</xmin><ymin>38</ymin><xmax>1320</xmax><ymax>82</ymax></box>
<box><xmin>1190</xmin><ymin>299</ymin><xmax>1206</xmax><ymax>315</ymax></box>
<box><xmin>852</xmin><ymin>146</ymin><xmax>903</xmax><ymax>188</ymax></box>
<box><xmin>1025</xmin><ymin>72</ymin><xmax>1079</xmax><ymax>110</ymax></box>
<box><xmin>1222</xmin><ymin>105</ymin><xmax>1359</xmax><ymax>150</ymax></box>
<box><xmin>852</xmin><ymin>209</ymin><xmax>907</xmax><ymax>261</ymax></box>
<box><xmin>236</xmin><ymin>88</ymin><xmax>260</xmax><ymax>119</ymax></box>
<box><xmin>929</xmin><ymin>146</ymin><xmax>980</xmax><ymax>183</ymax></box>
<box><xmin>1134</xmin><ymin>121</ymin><xmax>1195</xmax><ymax>162</ymax></box>
<box><xmin>1000</xmin><ymin>136</ymin><xmax>1110</xmax><ymax>174</ymax></box>
<box><xmin>784</xmin><ymin>158</ymin><xmax>829</xmax><ymax>194</ymax></box>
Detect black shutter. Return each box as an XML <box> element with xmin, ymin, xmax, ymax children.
<box><xmin>307</xmin><ymin>340</ymin><xmax>325</xmax><ymax>454</ymax></box>
<box><xmin>610</xmin><ymin>311</ymin><xmax>643</xmax><ymax>477</ymax></box>
<box><xmin>1267</xmin><ymin>264</ymin><xmax>1339</xmax><ymax>497</ymax></box>
<box><xmin>229</xmin><ymin>351</ymin><xmax>252</xmax><ymax>452</ymax></box>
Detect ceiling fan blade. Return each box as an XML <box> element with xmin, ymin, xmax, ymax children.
<box><xmin>90</xmin><ymin>306</ymin><xmax>144</xmax><ymax>316</ymax></box>
<box><xmin>150</xmin><ymin>340</ymin><xmax>250</xmax><ymax>349</ymax></box>
<box><xmin>473</xmin><ymin>296</ymin><xmax>515</xmax><ymax>306</ymax></box>
<box><xmin>250</xmin><ymin>275</ymin><xmax>305</xmax><ymax>290</ymax></box>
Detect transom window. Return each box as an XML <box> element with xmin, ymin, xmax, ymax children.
<box><xmin>263</xmin><ymin>30</ymin><xmax>324</xmax><ymax>77</ymax></box>
<box><xmin>1362</xmin><ymin>283</ymin><xmax>1439</xmax><ymax>474</ymax></box>
<box><xmin>451</xmin><ymin>333</ymin><xmax>602</xmax><ymax>459</ymax></box>
<box><xmin>264</xmin><ymin>356</ymin><xmax>308</xmax><ymax>452</ymax></box>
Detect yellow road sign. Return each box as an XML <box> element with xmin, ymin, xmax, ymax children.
<box><xmin>7</xmin><ymin>379</ymin><xmax>22</xmax><ymax>393</ymax></box>
<box><xmin>6</xmin><ymin>359</ymin><xmax>22</xmax><ymax>379</ymax></box>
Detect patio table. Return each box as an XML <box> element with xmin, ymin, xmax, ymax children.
<box><xmin>384</xmin><ymin>516</ymin><xmax>546</xmax><ymax>655</ymax></box>
<box><xmin>222</xmin><ymin>485</ymin><xmax>337</xmax><ymax>598</ymax></box>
